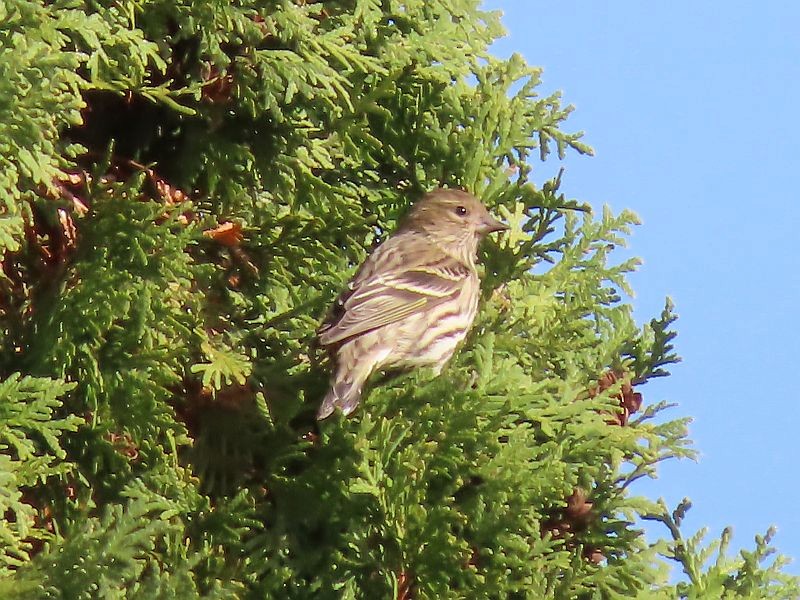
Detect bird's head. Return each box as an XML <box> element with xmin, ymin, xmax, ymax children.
<box><xmin>401</xmin><ymin>188</ymin><xmax>508</xmax><ymax>258</ymax></box>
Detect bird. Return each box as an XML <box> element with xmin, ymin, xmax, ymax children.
<box><xmin>316</xmin><ymin>187</ymin><xmax>508</xmax><ymax>420</ymax></box>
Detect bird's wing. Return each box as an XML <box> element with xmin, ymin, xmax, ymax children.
<box><xmin>318</xmin><ymin>242</ymin><xmax>471</xmax><ymax>346</ymax></box>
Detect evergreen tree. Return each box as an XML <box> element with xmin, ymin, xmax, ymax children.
<box><xmin>0</xmin><ymin>0</ymin><xmax>797</xmax><ymax>597</ymax></box>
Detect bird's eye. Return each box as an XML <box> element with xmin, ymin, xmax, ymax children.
<box><xmin>455</xmin><ymin>206</ymin><xmax>468</xmax><ymax>216</ymax></box>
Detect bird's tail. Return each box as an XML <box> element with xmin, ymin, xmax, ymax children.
<box><xmin>317</xmin><ymin>378</ymin><xmax>363</xmax><ymax>420</ymax></box>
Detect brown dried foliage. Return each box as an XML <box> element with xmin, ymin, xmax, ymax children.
<box><xmin>590</xmin><ymin>370</ymin><xmax>643</xmax><ymax>427</ymax></box>
<box><xmin>542</xmin><ymin>488</ymin><xmax>606</xmax><ymax>564</ymax></box>
<box><xmin>397</xmin><ymin>570</ymin><xmax>413</xmax><ymax>600</ymax></box>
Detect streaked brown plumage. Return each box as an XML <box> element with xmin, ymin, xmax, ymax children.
<box><xmin>316</xmin><ymin>188</ymin><xmax>507</xmax><ymax>419</ymax></box>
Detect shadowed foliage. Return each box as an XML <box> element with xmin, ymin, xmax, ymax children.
<box><xmin>0</xmin><ymin>0</ymin><xmax>797</xmax><ymax>598</ymax></box>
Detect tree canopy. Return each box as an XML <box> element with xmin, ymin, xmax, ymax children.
<box><xmin>0</xmin><ymin>0</ymin><xmax>797</xmax><ymax>597</ymax></box>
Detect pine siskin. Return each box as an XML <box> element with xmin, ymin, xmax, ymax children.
<box><xmin>316</xmin><ymin>188</ymin><xmax>507</xmax><ymax>419</ymax></box>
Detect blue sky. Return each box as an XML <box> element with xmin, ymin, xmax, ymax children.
<box><xmin>484</xmin><ymin>1</ymin><xmax>800</xmax><ymax>572</ymax></box>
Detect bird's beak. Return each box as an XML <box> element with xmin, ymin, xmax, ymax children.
<box><xmin>479</xmin><ymin>214</ymin><xmax>509</xmax><ymax>235</ymax></box>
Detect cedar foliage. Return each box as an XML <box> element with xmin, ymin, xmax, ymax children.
<box><xmin>0</xmin><ymin>0</ymin><xmax>797</xmax><ymax>598</ymax></box>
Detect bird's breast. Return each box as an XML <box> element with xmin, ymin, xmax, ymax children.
<box><xmin>383</xmin><ymin>274</ymin><xmax>480</xmax><ymax>369</ymax></box>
